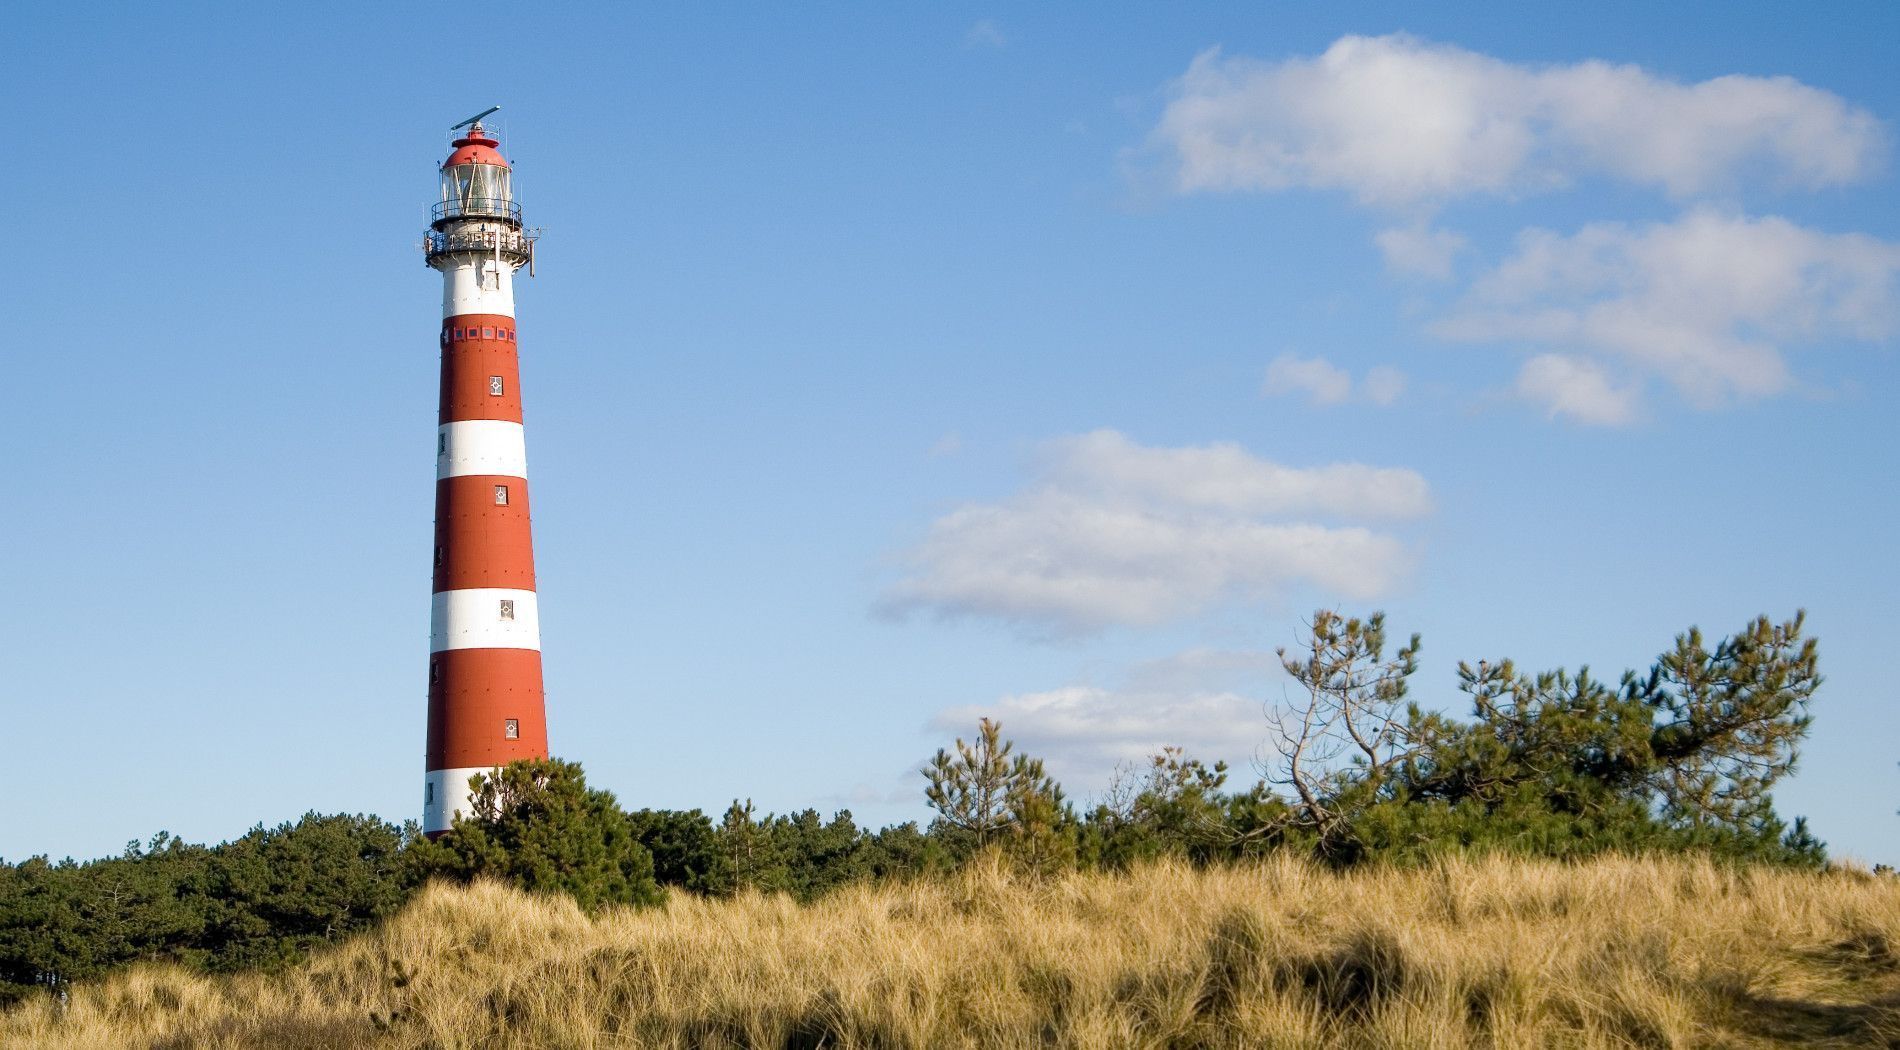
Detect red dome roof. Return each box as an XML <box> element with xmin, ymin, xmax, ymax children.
<box><xmin>442</xmin><ymin>125</ymin><xmax>510</xmax><ymax>169</ymax></box>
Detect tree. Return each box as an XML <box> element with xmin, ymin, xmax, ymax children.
<box><xmin>1254</xmin><ymin>609</ymin><xmax>1825</xmax><ymax>866</ymax></box>
<box><xmin>0</xmin><ymin>856</ymin><xmax>93</xmax><ymax>1004</ymax></box>
<box><xmin>200</xmin><ymin>813</ymin><xmax>408</xmax><ymax>971</ymax></box>
<box><xmin>1386</xmin><ymin>611</ymin><xmax>1824</xmax><ymax>864</ymax></box>
<box><xmin>765</xmin><ymin>809</ymin><xmax>870</xmax><ymax>900</ymax></box>
<box><xmin>710</xmin><ymin>806</ymin><xmax>892</xmax><ymax>901</ymax></box>
<box><xmin>1003</xmin><ymin>756</ymin><xmax>1074</xmax><ymax>873</ymax></box>
<box><xmin>627</xmin><ymin>809</ymin><xmax>733</xmax><ymax>895</ymax></box>
<box><xmin>718</xmin><ymin>799</ymin><xmax>776</xmax><ymax>890</ymax></box>
<box><xmin>924</xmin><ymin>718</ymin><xmax>1073</xmax><ymax>867</ymax></box>
<box><xmin>1635</xmin><ymin>613</ymin><xmax>1820</xmax><ymax>832</ymax></box>
<box><xmin>858</xmin><ymin>822</ymin><xmax>945</xmax><ymax>881</ymax></box>
<box><xmin>924</xmin><ymin>718</ymin><xmax>1017</xmax><ymax>848</ymax></box>
<box><xmin>406</xmin><ymin>759</ymin><xmax>661</xmax><ymax>911</ymax></box>
<box><xmin>1265</xmin><ymin>611</ymin><xmax>1419</xmax><ymax>846</ymax></box>
<box><xmin>1087</xmin><ymin>748</ymin><xmax>1235</xmax><ymax>866</ymax></box>
<box><xmin>0</xmin><ymin>817</ymin><xmax>411</xmax><ymax>1005</ymax></box>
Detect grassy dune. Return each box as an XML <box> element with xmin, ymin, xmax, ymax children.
<box><xmin>6</xmin><ymin>854</ymin><xmax>1899</xmax><ymax>1048</ymax></box>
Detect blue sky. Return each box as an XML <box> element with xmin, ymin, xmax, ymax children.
<box><xmin>6</xmin><ymin>3</ymin><xmax>1897</xmax><ymax>864</ymax></box>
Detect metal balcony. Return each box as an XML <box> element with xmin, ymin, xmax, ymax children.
<box><xmin>431</xmin><ymin>197</ymin><xmax>524</xmax><ymax>227</ymax></box>
<box><xmin>424</xmin><ymin>227</ymin><xmax>535</xmax><ymax>266</ymax></box>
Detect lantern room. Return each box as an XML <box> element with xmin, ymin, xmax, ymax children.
<box><xmin>434</xmin><ymin>122</ymin><xmax>519</xmax><ymax>226</ymax></box>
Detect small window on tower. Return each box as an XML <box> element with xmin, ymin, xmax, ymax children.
<box><xmin>499</xmin><ymin>599</ymin><xmax>515</xmax><ymax>620</ymax></box>
<box><xmin>434</xmin><ymin>545</ymin><xmax>445</xmax><ymax>568</ymax></box>
<box><xmin>489</xmin><ymin>375</ymin><xmax>504</xmax><ymax>396</ymax></box>
<box><xmin>426</xmin><ymin>782</ymin><xmax>435</xmax><ymax>805</ymax></box>
<box><xmin>483</xmin><ymin>327</ymin><xmax>495</xmax><ymax>339</ymax></box>
<box><xmin>494</xmin><ymin>484</ymin><xmax>509</xmax><ymax>506</ymax></box>
<box><xmin>504</xmin><ymin>719</ymin><xmax>520</xmax><ymax>740</ymax></box>
<box><xmin>453</xmin><ymin>328</ymin><xmax>464</xmax><ymax>341</ymax></box>
<box><xmin>430</xmin><ymin>660</ymin><xmax>440</xmax><ymax>684</ymax></box>
<box><xmin>507</xmin><ymin>330</ymin><xmax>516</xmax><ymax>341</ymax></box>
<box><xmin>438</xmin><ymin>432</ymin><xmax>447</xmax><ymax>455</ymax></box>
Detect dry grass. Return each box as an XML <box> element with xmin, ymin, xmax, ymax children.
<box><xmin>7</xmin><ymin>854</ymin><xmax>1900</xmax><ymax>1048</ymax></box>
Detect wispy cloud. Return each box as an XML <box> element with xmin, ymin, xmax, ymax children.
<box><xmin>1439</xmin><ymin>209</ymin><xmax>1900</xmax><ymax>418</ymax></box>
<box><xmin>821</xmin><ymin>777</ymin><xmax>919</xmax><ymax>810</ymax></box>
<box><xmin>1262</xmin><ymin>354</ymin><xmax>1351</xmax><ymax>405</ymax></box>
<box><xmin>1263</xmin><ymin>354</ymin><xmax>1408</xmax><ymax>407</ymax></box>
<box><xmin>1376</xmin><ymin>223</ymin><xmax>1468</xmax><ymax>280</ymax></box>
<box><xmin>1512</xmin><ymin>354</ymin><xmax>1640</xmax><ymax>426</ymax></box>
<box><xmin>1362</xmin><ymin>366</ymin><xmax>1407</xmax><ymax>407</ymax></box>
<box><xmin>930</xmin><ymin>648</ymin><xmax>1280</xmax><ymax>792</ymax></box>
<box><xmin>965</xmin><ymin>20</ymin><xmax>1007</xmax><ymax>49</ymax></box>
<box><xmin>880</xmin><ymin>430</ymin><xmax>1427</xmax><ymax>635</ymax></box>
<box><xmin>1148</xmin><ymin>34</ymin><xmax>1885</xmax><ymax>207</ymax></box>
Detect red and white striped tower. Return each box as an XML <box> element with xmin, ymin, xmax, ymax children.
<box><xmin>421</xmin><ymin>109</ymin><xmax>546</xmax><ymax>836</ymax></box>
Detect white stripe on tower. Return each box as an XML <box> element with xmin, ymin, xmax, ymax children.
<box><xmin>422</xmin><ymin>767</ymin><xmax>496</xmax><ymax>835</ymax></box>
<box><xmin>442</xmin><ymin>258</ymin><xmax>516</xmax><ymax>317</ymax></box>
<box><xmin>430</xmin><ymin>589</ymin><xmax>542</xmax><ymax>652</ymax></box>
<box><xmin>437</xmin><ymin>420</ymin><xmax>529</xmax><ymax>479</ymax></box>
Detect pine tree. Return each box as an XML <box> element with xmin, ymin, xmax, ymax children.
<box><xmin>406</xmin><ymin>759</ymin><xmax>661</xmax><ymax>911</ymax></box>
<box><xmin>627</xmin><ymin>808</ymin><xmax>733</xmax><ymax>895</ymax></box>
<box><xmin>718</xmin><ymin>799</ymin><xmax>773</xmax><ymax>890</ymax></box>
<box><xmin>923</xmin><ymin>718</ymin><xmax>1018</xmax><ymax>848</ymax></box>
<box><xmin>1390</xmin><ymin>611</ymin><xmax>1825</xmax><ymax>863</ymax></box>
<box><xmin>1634</xmin><ymin>613</ymin><xmax>1820</xmax><ymax>833</ymax></box>
<box><xmin>924</xmin><ymin>719</ymin><xmax>1075</xmax><ymax>868</ymax></box>
<box><xmin>1260</xmin><ymin>609</ymin><xmax>1826</xmax><ymax>865</ymax></box>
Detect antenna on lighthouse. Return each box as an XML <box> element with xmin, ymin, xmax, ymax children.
<box><xmin>450</xmin><ymin>105</ymin><xmax>502</xmax><ymax>131</ymax></box>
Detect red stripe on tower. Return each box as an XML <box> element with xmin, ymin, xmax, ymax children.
<box><xmin>421</xmin><ymin>111</ymin><xmax>546</xmax><ymax>836</ymax></box>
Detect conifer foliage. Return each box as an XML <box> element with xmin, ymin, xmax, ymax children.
<box><xmin>0</xmin><ymin>609</ymin><xmax>1839</xmax><ymax>1010</ymax></box>
<box><xmin>0</xmin><ymin>814</ymin><xmax>405</xmax><ymax>1004</ymax></box>
<box><xmin>1383</xmin><ymin>612</ymin><xmax>1825</xmax><ymax>864</ymax></box>
<box><xmin>923</xmin><ymin>716</ymin><xmax>1075</xmax><ymax>870</ymax></box>
<box><xmin>404</xmin><ymin>759</ymin><xmax>662</xmax><ymax>912</ymax></box>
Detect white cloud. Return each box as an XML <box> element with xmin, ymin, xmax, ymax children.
<box><xmin>1036</xmin><ymin>429</ymin><xmax>1429</xmax><ymax>520</ymax></box>
<box><xmin>1438</xmin><ymin>210</ymin><xmax>1900</xmax><ymax>410</ymax></box>
<box><xmin>1376</xmin><ymin>223</ymin><xmax>1467</xmax><ymax>279</ymax></box>
<box><xmin>930</xmin><ymin>648</ymin><xmax>1280</xmax><ymax>791</ymax></box>
<box><xmin>1513</xmin><ymin>354</ymin><xmax>1639</xmax><ymax>426</ymax></box>
<box><xmin>965</xmin><ymin>20</ymin><xmax>1006</xmax><ymax>49</ymax></box>
<box><xmin>1150</xmin><ymin>35</ymin><xmax>1885</xmax><ymax>206</ymax></box>
<box><xmin>1362</xmin><ymin>366</ymin><xmax>1407</xmax><ymax>406</ymax></box>
<box><xmin>1262</xmin><ymin>354</ymin><xmax>1351</xmax><ymax>404</ymax></box>
<box><xmin>880</xmin><ymin>430</ymin><xmax>1426</xmax><ymax>634</ymax></box>
<box><xmin>1263</xmin><ymin>354</ymin><xmax>1408</xmax><ymax>408</ymax></box>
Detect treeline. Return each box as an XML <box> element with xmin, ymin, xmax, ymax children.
<box><xmin>0</xmin><ymin>815</ymin><xmax>408</xmax><ymax>1004</ymax></box>
<box><xmin>0</xmin><ymin>610</ymin><xmax>1827</xmax><ymax>1007</ymax></box>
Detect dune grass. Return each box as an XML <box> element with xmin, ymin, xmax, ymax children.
<box><xmin>5</xmin><ymin>853</ymin><xmax>1899</xmax><ymax>1048</ymax></box>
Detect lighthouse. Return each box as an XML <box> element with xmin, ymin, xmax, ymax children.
<box><xmin>421</xmin><ymin>108</ymin><xmax>547</xmax><ymax>836</ymax></box>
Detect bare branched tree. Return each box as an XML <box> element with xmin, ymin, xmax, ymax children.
<box><xmin>1265</xmin><ymin>610</ymin><xmax>1420</xmax><ymax>837</ymax></box>
<box><xmin>1096</xmin><ymin>759</ymin><xmax>1143</xmax><ymax>830</ymax></box>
